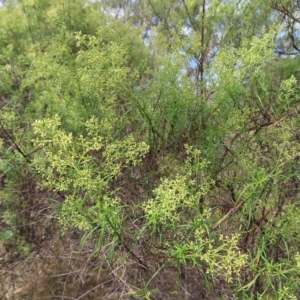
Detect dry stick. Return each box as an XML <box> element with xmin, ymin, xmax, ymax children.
<box><xmin>205</xmin><ymin>200</ymin><xmax>245</xmax><ymax>237</ymax></box>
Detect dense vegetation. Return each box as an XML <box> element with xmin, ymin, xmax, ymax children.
<box><xmin>0</xmin><ymin>0</ymin><xmax>300</xmax><ymax>299</ymax></box>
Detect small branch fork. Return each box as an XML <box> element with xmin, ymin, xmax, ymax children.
<box><xmin>0</xmin><ymin>119</ymin><xmax>47</xmax><ymax>163</ymax></box>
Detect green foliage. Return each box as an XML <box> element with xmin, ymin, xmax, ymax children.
<box><xmin>1</xmin><ymin>0</ymin><xmax>300</xmax><ymax>299</ymax></box>
<box><xmin>32</xmin><ymin>115</ymin><xmax>149</xmax><ymax>233</ymax></box>
<box><xmin>141</xmin><ymin>146</ymin><xmax>247</xmax><ymax>287</ymax></box>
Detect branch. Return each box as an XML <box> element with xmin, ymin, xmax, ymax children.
<box><xmin>271</xmin><ymin>3</ymin><xmax>300</xmax><ymax>24</ymax></box>
<box><xmin>104</xmin><ymin>216</ymin><xmax>149</xmax><ymax>271</ymax></box>
<box><xmin>275</xmin><ymin>50</ymin><xmax>300</xmax><ymax>56</ymax></box>
<box><xmin>210</xmin><ymin>200</ymin><xmax>245</xmax><ymax>231</ymax></box>
<box><xmin>182</xmin><ymin>0</ymin><xmax>198</xmax><ymax>31</ymax></box>
<box><xmin>0</xmin><ymin>120</ymin><xmax>31</xmax><ymax>163</ymax></box>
